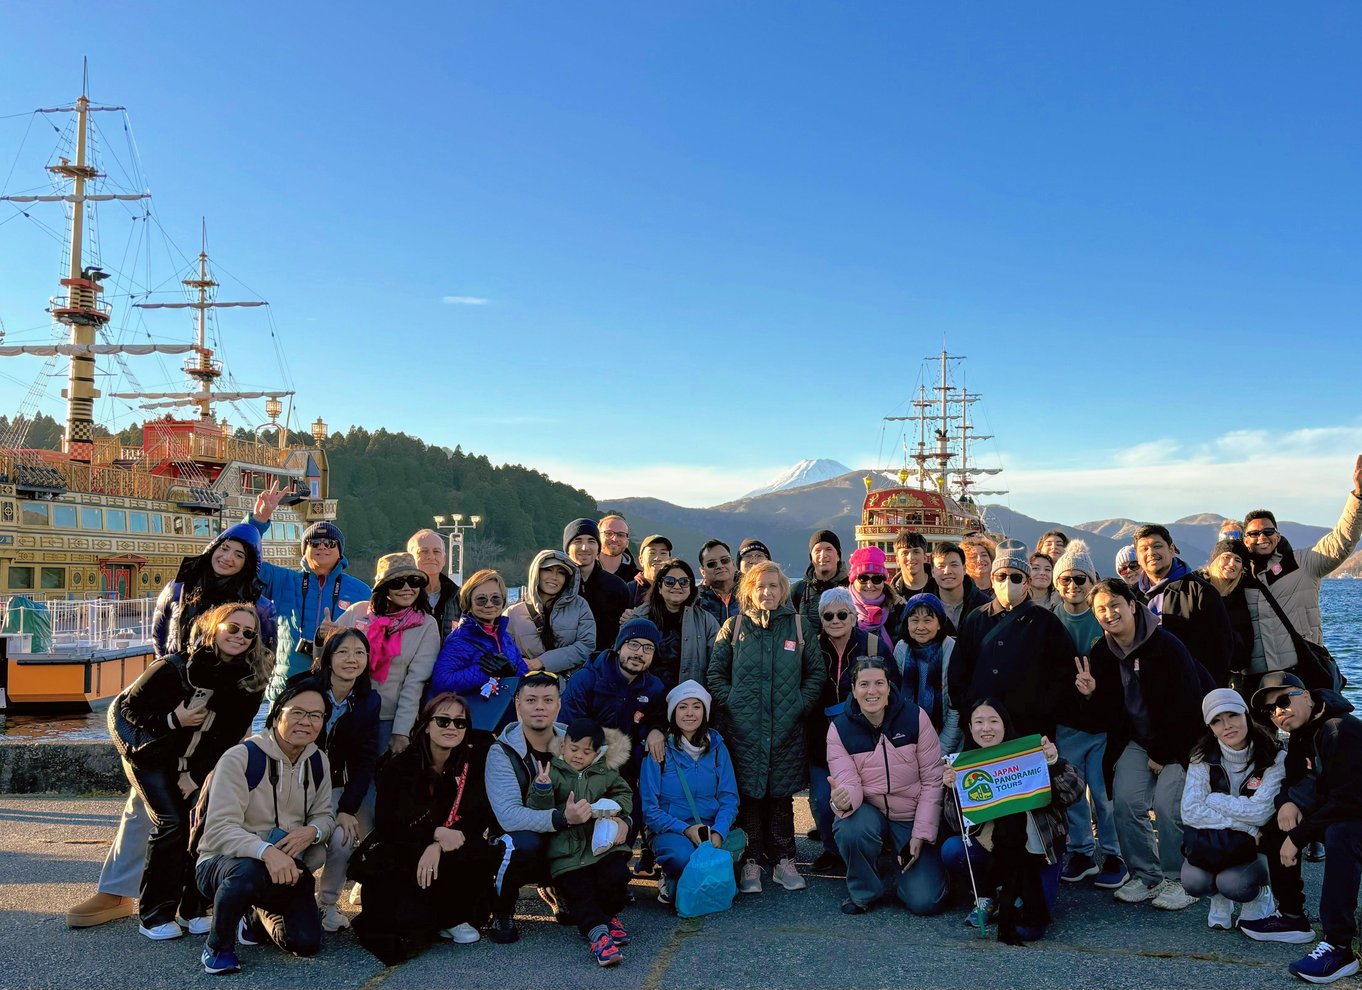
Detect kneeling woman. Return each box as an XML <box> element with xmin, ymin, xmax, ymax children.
<box><xmin>942</xmin><ymin>698</ymin><xmax>1083</xmax><ymax>943</ymax></box>
<box><xmin>351</xmin><ymin>692</ymin><xmax>498</xmax><ymax>963</ymax></box>
<box><xmin>639</xmin><ymin>680</ymin><xmax>741</xmax><ymax>905</ymax></box>
<box><xmin>826</xmin><ymin>657</ymin><xmax>948</xmax><ymax>916</ymax></box>
<box><xmin>1180</xmin><ymin>688</ymin><xmax>1286</xmax><ymax>932</ymax></box>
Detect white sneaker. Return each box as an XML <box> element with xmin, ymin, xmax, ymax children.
<box><xmin>439</xmin><ymin>922</ymin><xmax>480</xmax><ymax>944</ymax></box>
<box><xmin>1151</xmin><ymin>880</ymin><xmax>1199</xmax><ymax>911</ymax></box>
<box><xmin>138</xmin><ymin>920</ymin><xmax>184</xmax><ymax>940</ymax></box>
<box><xmin>347</xmin><ymin>883</ymin><xmax>362</xmax><ymax>906</ymax></box>
<box><xmin>739</xmin><ymin>862</ymin><xmax>763</xmax><ymax>894</ymax></box>
<box><xmin>1238</xmin><ymin>885</ymin><xmax>1277</xmax><ymax>924</ymax></box>
<box><xmin>320</xmin><ymin>904</ymin><xmax>349</xmax><ymax>932</ymax></box>
<box><xmin>772</xmin><ymin>858</ymin><xmax>807</xmax><ymax>891</ymax></box>
<box><xmin>1207</xmin><ymin>894</ymin><xmax>1234</xmax><ymax>930</ymax></box>
<box><xmin>1114</xmin><ymin>877</ymin><xmax>1164</xmax><ymax>904</ymax></box>
<box><xmin>180</xmin><ymin>915</ymin><xmax>211</xmax><ymax>935</ymax></box>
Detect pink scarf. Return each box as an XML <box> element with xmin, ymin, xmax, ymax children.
<box><xmin>366</xmin><ymin>607</ymin><xmax>425</xmax><ymax>683</ymax></box>
<box><xmin>849</xmin><ymin>583</ymin><xmax>895</xmax><ymax>653</ymax></box>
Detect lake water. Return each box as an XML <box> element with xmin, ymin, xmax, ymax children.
<box><xmin>5</xmin><ymin>579</ymin><xmax>1362</xmax><ymax>741</ymax></box>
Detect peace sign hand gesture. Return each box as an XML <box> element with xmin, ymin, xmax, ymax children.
<box><xmin>253</xmin><ymin>481</ymin><xmax>285</xmax><ymax>522</ymax></box>
<box><xmin>534</xmin><ymin>759</ymin><xmax>552</xmax><ymax>786</ymax></box>
<box><xmin>1074</xmin><ymin>656</ymin><xmax>1096</xmax><ymax>698</ymax></box>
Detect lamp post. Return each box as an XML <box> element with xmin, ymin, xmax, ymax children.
<box><xmin>433</xmin><ymin>513</ymin><xmax>481</xmax><ymax>586</ymax></box>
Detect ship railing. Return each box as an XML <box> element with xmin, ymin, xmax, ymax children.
<box><xmin>1</xmin><ymin>596</ymin><xmax>155</xmax><ymax>652</ymax></box>
<box><xmin>1</xmin><ymin>450</ymin><xmax>175</xmax><ymax>499</ymax></box>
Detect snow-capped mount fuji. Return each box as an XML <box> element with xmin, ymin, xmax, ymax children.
<box><xmin>742</xmin><ymin>459</ymin><xmax>852</xmax><ymax>498</ymax></box>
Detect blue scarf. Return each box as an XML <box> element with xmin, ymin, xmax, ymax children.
<box><xmin>900</xmin><ymin>640</ymin><xmax>944</xmax><ymax>729</ymax></box>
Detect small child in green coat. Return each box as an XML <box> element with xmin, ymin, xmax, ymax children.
<box><xmin>528</xmin><ymin>717</ymin><xmax>634</xmax><ymax>967</ymax></box>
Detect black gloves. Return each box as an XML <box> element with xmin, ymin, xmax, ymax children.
<box><xmin>478</xmin><ymin>652</ymin><xmax>517</xmax><ymax>677</ymax></box>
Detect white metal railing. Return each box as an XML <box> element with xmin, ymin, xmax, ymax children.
<box><xmin>1</xmin><ymin>595</ymin><xmax>154</xmax><ymax>652</ymax></box>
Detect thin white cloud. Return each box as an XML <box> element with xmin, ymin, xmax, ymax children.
<box><xmin>532</xmin><ymin>458</ymin><xmax>791</xmax><ymax>509</ymax></box>
<box><xmin>441</xmin><ymin>295</ymin><xmax>491</xmax><ymax>306</ymax></box>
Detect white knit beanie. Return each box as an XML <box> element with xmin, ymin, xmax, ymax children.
<box><xmin>1054</xmin><ymin>538</ymin><xmax>1098</xmax><ymax>582</ymax></box>
<box><xmin>666</xmin><ymin>679</ymin><xmax>712</xmax><ymax>721</ymax></box>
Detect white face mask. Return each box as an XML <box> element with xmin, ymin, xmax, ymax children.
<box><xmin>995</xmin><ymin>577</ymin><xmax>1029</xmax><ymax>608</ymax></box>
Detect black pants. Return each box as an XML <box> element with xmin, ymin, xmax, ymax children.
<box><xmin>125</xmin><ymin>761</ymin><xmax>202</xmax><ymax>926</ymax></box>
<box><xmin>196</xmin><ymin>856</ymin><xmax>320</xmax><ymax>957</ymax></box>
<box><xmin>737</xmin><ymin>793</ymin><xmax>795</xmax><ymax>866</ymax></box>
<box><xmin>1258</xmin><ymin>819</ymin><xmax>1306</xmax><ymax>918</ymax></box>
<box><xmin>554</xmin><ymin>853</ymin><xmax>630</xmax><ymax>938</ymax></box>
<box><xmin>1318</xmin><ymin>820</ymin><xmax>1362</xmax><ymax>947</ymax></box>
<box><xmin>493</xmin><ymin>831</ymin><xmax>553</xmax><ymax>916</ymax></box>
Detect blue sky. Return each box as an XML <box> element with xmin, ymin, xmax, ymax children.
<box><xmin>2</xmin><ymin>2</ymin><xmax>1359</xmax><ymax>525</ymax></box>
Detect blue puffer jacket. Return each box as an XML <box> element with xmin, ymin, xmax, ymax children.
<box><xmin>639</xmin><ymin>729</ymin><xmax>740</xmax><ymax>839</ymax></box>
<box><xmin>245</xmin><ymin>514</ymin><xmax>372</xmax><ymax>700</ymax></box>
<box><xmin>151</xmin><ymin>522</ymin><xmax>278</xmax><ymax>658</ymax></box>
<box><xmin>429</xmin><ymin>612</ymin><xmax>527</xmax><ymax>697</ymax></box>
<box><xmin>561</xmin><ymin>650</ymin><xmax>668</xmax><ymax>767</ymax></box>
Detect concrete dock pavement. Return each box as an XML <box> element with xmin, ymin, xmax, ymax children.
<box><xmin>0</xmin><ymin>794</ymin><xmax>1334</xmax><ymax>990</ymax></box>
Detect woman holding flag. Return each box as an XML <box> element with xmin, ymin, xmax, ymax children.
<box><xmin>941</xmin><ymin>697</ymin><xmax>1083</xmax><ymax>944</ymax></box>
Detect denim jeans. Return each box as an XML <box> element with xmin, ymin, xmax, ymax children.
<box><xmin>832</xmin><ymin>803</ymin><xmax>947</xmax><ymax>914</ymax></box>
<box><xmin>196</xmin><ymin>855</ymin><xmax>320</xmax><ymax>957</ymax></box>
<box><xmin>1055</xmin><ymin>725</ymin><xmax>1120</xmax><ymax>860</ymax></box>
<box><xmin>316</xmin><ymin>790</ymin><xmax>373</xmax><ymax>909</ymax></box>
<box><xmin>1112</xmin><ymin>741</ymin><xmax>1186</xmax><ymax>885</ymax></box>
<box><xmin>807</xmin><ymin>765</ymin><xmax>837</xmax><ymax>855</ymax></box>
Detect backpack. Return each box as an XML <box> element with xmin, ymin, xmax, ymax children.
<box><xmin>187</xmin><ymin>740</ymin><xmax>325</xmax><ymax>857</ymax></box>
<box><xmin>729</xmin><ymin>612</ymin><xmax>806</xmax><ymax>650</ymax></box>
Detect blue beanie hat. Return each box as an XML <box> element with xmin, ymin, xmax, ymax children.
<box><xmin>302</xmin><ymin>520</ymin><xmax>344</xmax><ymax>555</ymax></box>
<box><xmin>905</xmin><ymin>592</ymin><xmax>948</xmax><ymax>626</ymax></box>
<box><xmin>615</xmin><ymin>616</ymin><xmax>661</xmax><ymax>652</ymax></box>
<box><xmin>563</xmin><ymin>518</ymin><xmax>600</xmax><ymax>551</ymax></box>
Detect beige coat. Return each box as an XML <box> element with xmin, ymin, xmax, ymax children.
<box><xmin>337</xmin><ymin>602</ymin><xmax>440</xmax><ymax>736</ymax></box>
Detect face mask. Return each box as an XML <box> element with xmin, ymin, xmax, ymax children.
<box><xmin>996</xmin><ymin>579</ymin><xmax>1029</xmax><ymax>608</ymax></box>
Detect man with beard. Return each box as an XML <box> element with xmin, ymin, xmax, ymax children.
<box><xmin>564</xmin><ymin>518</ymin><xmax>630</xmax><ymax>651</ymax></box>
<box><xmin>1132</xmin><ymin>524</ymin><xmax>1234</xmax><ymax>687</ymax></box>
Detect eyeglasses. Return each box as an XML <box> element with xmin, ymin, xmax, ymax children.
<box><xmin>854</xmin><ymin>574</ymin><xmax>886</xmax><ymax>585</ymax></box>
<box><xmin>992</xmin><ymin>572</ymin><xmax>1026</xmax><ymax>585</ymax></box>
<box><xmin>703</xmin><ymin>556</ymin><xmax>733</xmax><ymax>568</ymax></box>
<box><xmin>281</xmin><ymin>707</ymin><xmax>325</xmax><ymax>723</ymax></box>
<box><xmin>1057</xmin><ymin>575</ymin><xmax>1089</xmax><ymax>587</ymax></box>
<box><xmin>659</xmin><ymin>575</ymin><xmax>691</xmax><ymax>589</ymax></box>
<box><xmin>1245</xmin><ymin>527</ymin><xmax>1278</xmax><ymax>540</ymax></box>
<box><xmin>472</xmin><ymin>595</ymin><xmax>505</xmax><ymax>607</ymax></box>
<box><xmin>430</xmin><ymin>715</ymin><xmax>470</xmax><ymax>730</ymax></box>
<box><xmin>821</xmin><ymin>610</ymin><xmax>851</xmax><ymax>622</ymax></box>
<box><xmin>389</xmin><ymin>575</ymin><xmax>427</xmax><ymax>590</ymax></box>
<box><xmin>218</xmin><ymin>621</ymin><xmax>258</xmax><ymax>640</ymax></box>
<box><xmin>622</xmin><ymin>640</ymin><xmax>657</xmax><ymax>655</ymax></box>
<box><xmin>1258</xmin><ymin>690</ymin><xmax>1306</xmax><ymax>715</ymax></box>
<box><xmin>306</xmin><ymin>537</ymin><xmax>339</xmax><ymax>550</ymax></box>
<box><xmin>601</xmin><ymin>531</ymin><xmax>630</xmax><ymax>541</ymax></box>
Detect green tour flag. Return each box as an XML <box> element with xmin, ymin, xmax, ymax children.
<box><xmin>950</xmin><ymin>734</ymin><xmax>1051</xmax><ymax>825</ymax></box>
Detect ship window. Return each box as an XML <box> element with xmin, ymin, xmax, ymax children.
<box><xmin>106</xmin><ymin>510</ymin><xmax>127</xmax><ymax>532</ymax></box>
<box><xmin>192</xmin><ymin>517</ymin><xmax>212</xmax><ymax>537</ymax></box>
<box><xmin>81</xmin><ymin>507</ymin><xmax>103</xmax><ymax>529</ymax></box>
<box><xmin>152</xmin><ymin>514</ymin><xmax>164</xmax><ymax>533</ymax></box>
<box><xmin>53</xmin><ymin>504</ymin><xmax>77</xmax><ymax>528</ymax></box>
<box><xmin>173</xmin><ymin>516</ymin><xmax>185</xmax><ymax>535</ymax></box>
<box><xmin>41</xmin><ymin>567</ymin><xmax>64</xmax><ymax>590</ymax></box>
<box><xmin>8</xmin><ymin>566</ymin><xmax>34</xmax><ymax>590</ymax></box>
<box><xmin>20</xmin><ymin>502</ymin><xmax>49</xmax><ymax>526</ymax></box>
<box><xmin>130</xmin><ymin>512</ymin><xmax>149</xmax><ymax>533</ymax></box>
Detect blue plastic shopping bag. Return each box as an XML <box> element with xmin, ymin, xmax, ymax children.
<box><xmin>675</xmin><ymin>842</ymin><xmax>737</xmax><ymax>918</ymax></box>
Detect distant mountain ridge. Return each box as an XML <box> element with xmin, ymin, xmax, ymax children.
<box><xmin>742</xmin><ymin>459</ymin><xmax>851</xmax><ymax>498</ymax></box>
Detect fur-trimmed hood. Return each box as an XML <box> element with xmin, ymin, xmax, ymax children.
<box><xmin>545</xmin><ymin>725</ymin><xmax>632</xmax><ymax>772</ymax></box>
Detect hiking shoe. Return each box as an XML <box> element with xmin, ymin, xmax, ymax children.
<box><xmin>1092</xmin><ymin>855</ymin><xmax>1130</xmax><ymax>890</ymax></box>
<box><xmin>657</xmin><ymin>875</ymin><xmax>674</xmax><ymax>906</ymax></box>
<box><xmin>739</xmin><ymin>862</ymin><xmax>764</xmax><ymax>894</ymax></box>
<box><xmin>811</xmin><ymin>851</ymin><xmax>846</xmax><ymax>875</ymax></box>
<box><xmin>439</xmin><ymin>923</ymin><xmax>480</xmax><ymax>944</ymax></box>
<box><xmin>1151</xmin><ymin>880</ymin><xmax>1198</xmax><ymax>911</ymax></box>
<box><xmin>1114</xmin><ymin>877</ymin><xmax>1164</xmax><ymax>904</ymax></box>
<box><xmin>607</xmin><ymin>917</ymin><xmax>630</xmax><ymax>946</ymax></box>
<box><xmin>841</xmin><ymin>898</ymin><xmax>869</xmax><ymax>915</ymax></box>
<box><xmin>963</xmin><ymin>897</ymin><xmax>997</xmax><ymax>929</ymax></box>
<box><xmin>589</xmin><ymin>931</ymin><xmax>622</xmax><ymax>967</ymax></box>
<box><xmin>1207</xmin><ymin>894</ymin><xmax>1235</xmax><ymax>931</ymax></box>
<box><xmin>1289</xmin><ymin>942</ymin><xmax>1360</xmax><ymax>984</ymax></box>
<box><xmin>201</xmin><ymin>945</ymin><xmax>241</xmax><ymax>975</ymax></box>
<box><xmin>1061</xmin><ymin>852</ymin><xmax>1099</xmax><ymax>883</ymax></box>
<box><xmin>320</xmin><ymin>905</ymin><xmax>349</xmax><ymax>932</ymax></box>
<box><xmin>1241</xmin><ymin>913</ymin><xmax>1316</xmax><ymax>944</ymax></box>
<box><xmin>489</xmin><ymin>915</ymin><xmax>520</xmax><ymax>945</ymax></box>
<box><xmin>66</xmin><ymin>892</ymin><xmax>136</xmax><ymax>928</ymax></box>
<box><xmin>772</xmin><ymin>858</ymin><xmax>807</xmax><ymax>891</ymax></box>
<box><xmin>237</xmin><ymin>913</ymin><xmax>263</xmax><ymax>947</ymax></box>
<box><xmin>138</xmin><ymin>920</ymin><xmax>184</xmax><ymax>941</ymax></box>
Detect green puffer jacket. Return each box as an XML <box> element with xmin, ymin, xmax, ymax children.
<box><xmin>707</xmin><ymin>602</ymin><xmax>825</xmax><ymax>799</ymax></box>
<box><xmin>527</xmin><ymin>727</ymin><xmax>634</xmax><ymax>877</ymax></box>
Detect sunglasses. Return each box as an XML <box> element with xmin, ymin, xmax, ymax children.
<box><xmin>703</xmin><ymin>556</ymin><xmax>733</xmax><ymax>568</ymax></box>
<box><xmin>1057</xmin><ymin>575</ymin><xmax>1089</xmax><ymax>587</ymax></box>
<box><xmin>821</xmin><ymin>610</ymin><xmax>851</xmax><ymax>622</ymax></box>
<box><xmin>472</xmin><ymin>595</ymin><xmax>505</xmax><ymax>607</ymax></box>
<box><xmin>659</xmin><ymin>575</ymin><xmax>692</xmax><ymax>589</ymax></box>
<box><xmin>306</xmin><ymin>537</ymin><xmax>339</xmax><ymax>550</ymax></box>
<box><xmin>1245</xmin><ymin>527</ymin><xmax>1278</xmax><ymax>540</ymax></box>
<box><xmin>1258</xmin><ymin>690</ymin><xmax>1306</xmax><ymax>716</ymax></box>
<box><xmin>992</xmin><ymin>572</ymin><xmax>1026</xmax><ymax>584</ymax></box>
<box><xmin>1117</xmin><ymin>563</ymin><xmax>1139</xmax><ymax>573</ymax></box>
<box><xmin>218</xmin><ymin>621</ymin><xmax>258</xmax><ymax>640</ymax></box>
<box><xmin>389</xmin><ymin>575</ymin><xmax>427</xmax><ymax>590</ymax></box>
<box><xmin>430</xmin><ymin>715</ymin><xmax>470</xmax><ymax>730</ymax></box>
<box><xmin>854</xmin><ymin>574</ymin><xmax>886</xmax><ymax>585</ymax></box>
<box><xmin>522</xmin><ymin>670</ymin><xmax>560</xmax><ymax>684</ymax></box>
